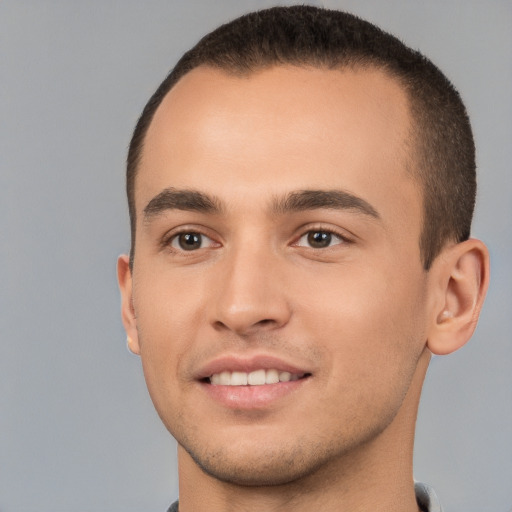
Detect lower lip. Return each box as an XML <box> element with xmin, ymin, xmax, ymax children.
<box><xmin>200</xmin><ymin>378</ymin><xmax>308</xmax><ymax>409</ymax></box>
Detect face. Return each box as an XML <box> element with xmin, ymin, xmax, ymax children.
<box><xmin>121</xmin><ymin>65</ymin><xmax>434</xmax><ymax>485</ymax></box>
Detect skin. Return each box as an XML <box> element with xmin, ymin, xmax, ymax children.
<box><xmin>118</xmin><ymin>66</ymin><xmax>489</xmax><ymax>511</ymax></box>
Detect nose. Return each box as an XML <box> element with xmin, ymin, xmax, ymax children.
<box><xmin>211</xmin><ymin>243</ymin><xmax>292</xmax><ymax>336</ymax></box>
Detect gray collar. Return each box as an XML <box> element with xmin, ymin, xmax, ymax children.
<box><xmin>415</xmin><ymin>482</ymin><xmax>443</xmax><ymax>512</ymax></box>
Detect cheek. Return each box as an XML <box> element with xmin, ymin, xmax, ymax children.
<box><xmin>133</xmin><ymin>270</ymin><xmax>207</xmax><ymax>400</ymax></box>
<box><xmin>296</xmin><ymin>263</ymin><xmax>428</xmax><ymax>387</ymax></box>
<box><xmin>135</xmin><ymin>264</ymin><xmax>208</xmax><ymax>342</ymax></box>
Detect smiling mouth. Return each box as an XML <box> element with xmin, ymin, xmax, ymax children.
<box><xmin>207</xmin><ymin>369</ymin><xmax>310</xmax><ymax>386</ymax></box>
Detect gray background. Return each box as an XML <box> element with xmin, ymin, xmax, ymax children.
<box><xmin>1</xmin><ymin>1</ymin><xmax>510</xmax><ymax>511</ymax></box>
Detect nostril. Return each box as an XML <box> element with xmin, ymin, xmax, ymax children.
<box><xmin>212</xmin><ymin>320</ymin><xmax>229</xmax><ymax>331</ymax></box>
<box><xmin>212</xmin><ymin>317</ymin><xmax>279</xmax><ymax>335</ymax></box>
<box><xmin>257</xmin><ymin>319</ymin><xmax>275</xmax><ymax>327</ymax></box>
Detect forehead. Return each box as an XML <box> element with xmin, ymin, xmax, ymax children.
<box><xmin>137</xmin><ymin>65</ymin><xmax>419</xmax><ymax>232</ymax></box>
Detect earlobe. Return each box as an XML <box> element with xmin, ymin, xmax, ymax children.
<box><xmin>117</xmin><ymin>254</ymin><xmax>141</xmax><ymax>355</ymax></box>
<box><xmin>427</xmin><ymin>239</ymin><xmax>490</xmax><ymax>355</ymax></box>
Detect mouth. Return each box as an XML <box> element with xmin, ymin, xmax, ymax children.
<box><xmin>197</xmin><ymin>356</ymin><xmax>312</xmax><ymax>409</ymax></box>
<box><xmin>207</xmin><ymin>369</ymin><xmax>309</xmax><ymax>386</ymax></box>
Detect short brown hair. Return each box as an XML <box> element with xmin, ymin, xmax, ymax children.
<box><xmin>127</xmin><ymin>5</ymin><xmax>475</xmax><ymax>270</ymax></box>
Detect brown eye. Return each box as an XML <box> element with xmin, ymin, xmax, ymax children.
<box><xmin>173</xmin><ymin>232</ymin><xmax>203</xmax><ymax>251</ymax></box>
<box><xmin>307</xmin><ymin>231</ymin><xmax>332</xmax><ymax>248</ymax></box>
<box><xmin>296</xmin><ymin>230</ymin><xmax>346</xmax><ymax>249</ymax></box>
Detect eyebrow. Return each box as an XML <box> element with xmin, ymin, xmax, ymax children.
<box><xmin>143</xmin><ymin>188</ymin><xmax>222</xmax><ymax>221</ymax></box>
<box><xmin>272</xmin><ymin>189</ymin><xmax>380</xmax><ymax>219</ymax></box>
<box><xmin>143</xmin><ymin>187</ymin><xmax>380</xmax><ymax>222</ymax></box>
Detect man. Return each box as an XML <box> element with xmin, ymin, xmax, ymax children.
<box><xmin>117</xmin><ymin>6</ymin><xmax>489</xmax><ymax>511</ymax></box>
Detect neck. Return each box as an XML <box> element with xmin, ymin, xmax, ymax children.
<box><xmin>177</xmin><ymin>349</ymin><xmax>430</xmax><ymax>512</ymax></box>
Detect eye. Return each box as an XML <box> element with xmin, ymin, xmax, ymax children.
<box><xmin>170</xmin><ymin>232</ymin><xmax>214</xmax><ymax>251</ymax></box>
<box><xmin>296</xmin><ymin>230</ymin><xmax>346</xmax><ymax>249</ymax></box>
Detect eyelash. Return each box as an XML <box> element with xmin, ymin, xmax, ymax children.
<box><xmin>293</xmin><ymin>226</ymin><xmax>353</xmax><ymax>249</ymax></box>
<box><xmin>161</xmin><ymin>228</ymin><xmax>218</xmax><ymax>253</ymax></box>
<box><xmin>161</xmin><ymin>226</ymin><xmax>353</xmax><ymax>253</ymax></box>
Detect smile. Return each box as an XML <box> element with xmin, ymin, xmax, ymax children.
<box><xmin>210</xmin><ymin>369</ymin><xmax>306</xmax><ymax>386</ymax></box>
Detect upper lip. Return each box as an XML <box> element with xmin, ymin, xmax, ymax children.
<box><xmin>195</xmin><ymin>354</ymin><xmax>311</xmax><ymax>380</ymax></box>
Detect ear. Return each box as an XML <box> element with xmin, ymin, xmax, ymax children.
<box><xmin>117</xmin><ymin>254</ymin><xmax>140</xmax><ymax>355</ymax></box>
<box><xmin>427</xmin><ymin>239</ymin><xmax>490</xmax><ymax>355</ymax></box>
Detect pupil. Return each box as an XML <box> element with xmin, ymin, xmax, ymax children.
<box><xmin>308</xmin><ymin>231</ymin><xmax>331</xmax><ymax>248</ymax></box>
<box><xmin>179</xmin><ymin>233</ymin><xmax>201</xmax><ymax>250</ymax></box>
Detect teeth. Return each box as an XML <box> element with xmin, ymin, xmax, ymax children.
<box><xmin>279</xmin><ymin>371</ymin><xmax>291</xmax><ymax>382</ymax></box>
<box><xmin>230</xmin><ymin>371</ymin><xmax>248</xmax><ymax>386</ymax></box>
<box><xmin>219</xmin><ymin>371</ymin><xmax>231</xmax><ymax>385</ymax></box>
<box><xmin>247</xmin><ymin>369</ymin><xmax>266</xmax><ymax>385</ymax></box>
<box><xmin>209</xmin><ymin>369</ymin><xmax>304</xmax><ymax>386</ymax></box>
<box><xmin>266</xmin><ymin>369</ymin><xmax>279</xmax><ymax>384</ymax></box>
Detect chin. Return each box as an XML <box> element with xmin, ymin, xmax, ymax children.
<box><xmin>176</xmin><ymin>428</ymin><xmax>351</xmax><ymax>488</ymax></box>
<box><xmin>189</xmin><ymin>446</ymin><xmax>325</xmax><ymax>487</ymax></box>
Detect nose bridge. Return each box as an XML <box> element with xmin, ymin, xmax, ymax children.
<box><xmin>212</xmin><ymin>235</ymin><xmax>290</xmax><ymax>334</ymax></box>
